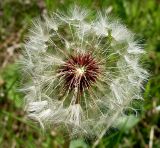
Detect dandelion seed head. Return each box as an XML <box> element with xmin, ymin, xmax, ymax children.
<box><xmin>20</xmin><ymin>6</ymin><xmax>148</xmax><ymax>138</ymax></box>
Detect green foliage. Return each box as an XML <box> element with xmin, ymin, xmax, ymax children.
<box><xmin>70</xmin><ymin>139</ymin><xmax>88</xmax><ymax>148</ymax></box>
<box><xmin>0</xmin><ymin>0</ymin><xmax>160</xmax><ymax>147</ymax></box>
<box><xmin>1</xmin><ymin>64</ymin><xmax>22</xmax><ymax>108</ymax></box>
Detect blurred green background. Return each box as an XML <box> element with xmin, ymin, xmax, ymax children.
<box><xmin>0</xmin><ymin>0</ymin><xmax>160</xmax><ymax>147</ymax></box>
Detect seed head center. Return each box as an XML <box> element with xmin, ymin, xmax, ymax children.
<box><xmin>76</xmin><ymin>67</ymin><xmax>85</xmax><ymax>76</ymax></box>
<box><xmin>60</xmin><ymin>53</ymin><xmax>100</xmax><ymax>93</ymax></box>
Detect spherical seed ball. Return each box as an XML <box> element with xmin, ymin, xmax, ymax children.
<box><xmin>20</xmin><ymin>6</ymin><xmax>148</xmax><ymax>138</ymax></box>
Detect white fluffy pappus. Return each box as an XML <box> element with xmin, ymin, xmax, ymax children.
<box><xmin>20</xmin><ymin>5</ymin><xmax>149</xmax><ymax>140</ymax></box>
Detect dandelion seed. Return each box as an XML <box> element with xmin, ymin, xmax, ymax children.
<box><xmin>20</xmin><ymin>6</ymin><xmax>148</xmax><ymax>139</ymax></box>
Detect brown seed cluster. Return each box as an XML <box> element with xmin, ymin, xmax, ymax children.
<box><xmin>60</xmin><ymin>53</ymin><xmax>100</xmax><ymax>93</ymax></box>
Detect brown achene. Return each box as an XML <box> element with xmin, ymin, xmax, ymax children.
<box><xmin>60</xmin><ymin>53</ymin><xmax>100</xmax><ymax>96</ymax></box>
